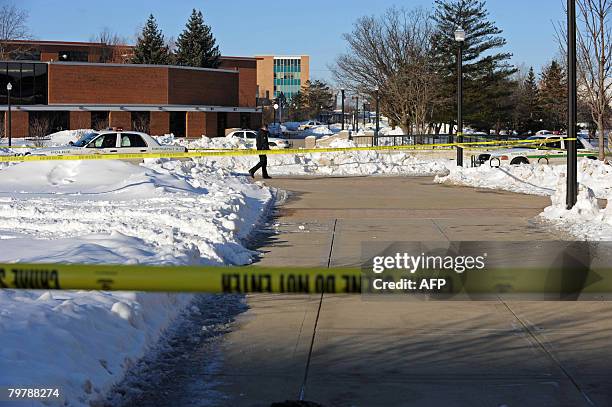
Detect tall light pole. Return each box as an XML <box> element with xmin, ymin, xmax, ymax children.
<box><xmin>6</xmin><ymin>82</ymin><xmax>12</xmax><ymax>148</ymax></box>
<box><xmin>273</xmin><ymin>103</ymin><xmax>279</xmax><ymax>126</ymax></box>
<box><xmin>454</xmin><ymin>27</ymin><xmax>466</xmax><ymax>167</ymax></box>
<box><xmin>352</xmin><ymin>95</ymin><xmax>359</xmax><ymax>132</ymax></box>
<box><xmin>374</xmin><ymin>87</ymin><xmax>380</xmax><ymax>147</ymax></box>
<box><xmin>567</xmin><ymin>0</ymin><xmax>578</xmax><ymax>209</ymax></box>
<box><xmin>341</xmin><ymin>88</ymin><xmax>346</xmax><ymax>131</ymax></box>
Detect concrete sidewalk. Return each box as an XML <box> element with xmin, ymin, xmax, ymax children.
<box><xmin>212</xmin><ymin>177</ymin><xmax>612</xmax><ymax>407</ymax></box>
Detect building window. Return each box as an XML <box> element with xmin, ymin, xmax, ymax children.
<box><xmin>91</xmin><ymin>111</ymin><xmax>109</xmax><ymax>130</ymax></box>
<box><xmin>58</xmin><ymin>51</ymin><xmax>89</xmax><ymax>62</ymax></box>
<box><xmin>0</xmin><ymin>62</ymin><xmax>48</xmax><ymax>105</ymax></box>
<box><xmin>29</xmin><ymin>111</ymin><xmax>69</xmax><ymax>138</ymax></box>
<box><xmin>131</xmin><ymin>111</ymin><xmax>150</xmax><ymax>133</ymax></box>
<box><xmin>170</xmin><ymin>112</ymin><xmax>186</xmax><ymax>137</ymax></box>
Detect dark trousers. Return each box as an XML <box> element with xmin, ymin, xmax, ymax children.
<box><xmin>250</xmin><ymin>155</ymin><xmax>269</xmax><ymax>177</ymax></box>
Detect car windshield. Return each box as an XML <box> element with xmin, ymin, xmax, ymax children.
<box><xmin>72</xmin><ymin>132</ymin><xmax>99</xmax><ymax>147</ymax></box>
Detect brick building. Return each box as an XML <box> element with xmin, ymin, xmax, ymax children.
<box><xmin>0</xmin><ymin>58</ymin><xmax>261</xmax><ymax>138</ymax></box>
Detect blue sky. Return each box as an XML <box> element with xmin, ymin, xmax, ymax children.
<box><xmin>19</xmin><ymin>0</ymin><xmax>565</xmax><ymax>81</ymax></box>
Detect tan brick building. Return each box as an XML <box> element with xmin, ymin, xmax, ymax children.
<box><xmin>255</xmin><ymin>55</ymin><xmax>310</xmax><ymax>101</ymax></box>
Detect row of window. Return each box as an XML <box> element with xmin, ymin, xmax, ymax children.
<box><xmin>273</xmin><ymin>58</ymin><xmax>302</xmax><ymax>74</ymax></box>
<box><xmin>0</xmin><ymin>62</ymin><xmax>48</xmax><ymax>105</ymax></box>
<box><xmin>274</xmin><ymin>78</ymin><xmax>301</xmax><ymax>86</ymax></box>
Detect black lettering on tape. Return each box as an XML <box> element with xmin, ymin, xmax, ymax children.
<box><xmin>0</xmin><ymin>268</ymin><xmax>7</xmax><ymax>288</ymax></box>
<box><xmin>222</xmin><ymin>273</ymin><xmax>273</xmax><ymax>293</ymax></box>
<box><xmin>10</xmin><ymin>268</ymin><xmax>60</xmax><ymax>289</ymax></box>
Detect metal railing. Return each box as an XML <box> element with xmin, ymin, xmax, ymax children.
<box><xmin>351</xmin><ymin>134</ymin><xmax>521</xmax><ymax>148</ymax></box>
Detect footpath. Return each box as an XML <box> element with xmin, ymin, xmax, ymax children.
<box><xmin>213</xmin><ymin>177</ymin><xmax>611</xmax><ymax>407</ymax></box>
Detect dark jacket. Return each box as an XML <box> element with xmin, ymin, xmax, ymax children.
<box><xmin>256</xmin><ymin>130</ymin><xmax>270</xmax><ymax>151</ymax></box>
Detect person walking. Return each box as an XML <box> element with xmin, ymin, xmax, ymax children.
<box><xmin>249</xmin><ymin>126</ymin><xmax>272</xmax><ymax>179</ymax></box>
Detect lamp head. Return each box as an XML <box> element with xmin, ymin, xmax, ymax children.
<box><xmin>6</xmin><ymin>82</ymin><xmax>12</xmax><ymax>91</ymax></box>
<box><xmin>454</xmin><ymin>27</ymin><xmax>466</xmax><ymax>43</ymax></box>
<box><xmin>273</xmin><ymin>103</ymin><xmax>279</xmax><ymax>110</ymax></box>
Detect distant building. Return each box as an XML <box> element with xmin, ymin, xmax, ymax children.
<box><xmin>2</xmin><ymin>40</ymin><xmax>134</xmax><ymax>64</ymax></box>
<box><xmin>255</xmin><ymin>55</ymin><xmax>309</xmax><ymax>102</ymax></box>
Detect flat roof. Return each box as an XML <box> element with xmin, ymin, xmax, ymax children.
<box><xmin>4</xmin><ymin>39</ymin><xmax>126</xmax><ymax>47</ymax></box>
<box><xmin>0</xmin><ymin>60</ymin><xmax>240</xmax><ymax>74</ymax></box>
<box><xmin>0</xmin><ymin>104</ymin><xmax>261</xmax><ymax>113</ymax></box>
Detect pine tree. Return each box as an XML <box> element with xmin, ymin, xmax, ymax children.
<box><xmin>174</xmin><ymin>9</ymin><xmax>221</xmax><ymax>68</ymax></box>
<box><xmin>287</xmin><ymin>81</ymin><xmax>334</xmax><ymax>121</ymax></box>
<box><xmin>538</xmin><ymin>60</ymin><xmax>567</xmax><ymax>131</ymax></box>
<box><xmin>132</xmin><ymin>15</ymin><xmax>172</xmax><ymax>65</ymax></box>
<box><xmin>431</xmin><ymin>0</ymin><xmax>517</xmax><ymax>132</ymax></box>
<box><xmin>522</xmin><ymin>67</ymin><xmax>542</xmax><ymax>132</ymax></box>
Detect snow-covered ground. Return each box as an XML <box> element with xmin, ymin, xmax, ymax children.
<box><xmin>435</xmin><ymin>159</ymin><xmax>612</xmax><ymax>199</ymax></box>
<box><xmin>0</xmin><ymin>158</ymin><xmax>274</xmax><ymax>406</ymax></box>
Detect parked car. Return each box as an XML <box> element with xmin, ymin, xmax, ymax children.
<box><xmin>298</xmin><ymin>121</ymin><xmax>324</xmax><ymax>131</ymax></box>
<box><xmin>227</xmin><ymin>129</ymin><xmax>290</xmax><ymax>149</ymax></box>
<box><xmin>476</xmin><ymin>135</ymin><xmax>597</xmax><ymax>166</ymax></box>
<box><xmin>28</xmin><ymin>130</ymin><xmax>187</xmax><ymax>156</ymax></box>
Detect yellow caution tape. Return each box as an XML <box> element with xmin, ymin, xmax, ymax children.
<box><xmin>0</xmin><ymin>263</ymin><xmax>362</xmax><ymax>294</ymax></box>
<box><xmin>0</xmin><ymin>138</ymin><xmax>576</xmax><ymax>163</ymax></box>
<box><xmin>1</xmin><ymin>262</ymin><xmax>610</xmax><ymax>295</ymax></box>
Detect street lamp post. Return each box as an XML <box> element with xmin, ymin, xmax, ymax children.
<box><xmin>567</xmin><ymin>0</ymin><xmax>578</xmax><ymax>209</ymax></box>
<box><xmin>6</xmin><ymin>82</ymin><xmax>12</xmax><ymax>148</ymax></box>
<box><xmin>363</xmin><ymin>103</ymin><xmax>367</xmax><ymax>127</ymax></box>
<box><xmin>375</xmin><ymin>87</ymin><xmax>380</xmax><ymax>147</ymax></box>
<box><xmin>341</xmin><ymin>88</ymin><xmax>346</xmax><ymax>131</ymax></box>
<box><xmin>454</xmin><ymin>27</ymin><xmax>466</xmax><ymax>167</ymax></box>
<box><xmin>273</xmin><ymin>103</ymin><xmax>279</xmax><ymax>126</ymax></box>
<box><xmin>352</xmin><ymin>95</ymin><xmax>359</xmax><ymax>132</ymax></box>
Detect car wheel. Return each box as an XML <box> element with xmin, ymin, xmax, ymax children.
<box><xmin>510</xmin><ymin>157</ymin><xmax>529</xmax><ymax>165</ymax></box>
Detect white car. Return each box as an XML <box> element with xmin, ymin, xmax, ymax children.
<box><xmin>28</xmin><ymin>130</ymin><xmax>187</xmax><ymax>156</ymax></box>
<box><xmin>476</xmin><ymin>135</ymin><xmax>597</xmax><ymax>166</ymax></box>
<box><xmin>298</xmin><ymin>121</ymin><xmax>324</xmax><ymax>131</ymax></box>
<box><xmin>227</xmin><ymin>130</ymin><xmax>290</xmax><ymax>149</ymax></box>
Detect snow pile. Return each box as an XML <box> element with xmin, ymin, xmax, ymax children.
<box><xmin>540</xmin><ymin>177</ymin><xmax>612</xmax><ymax>240</ymax></box>
<box><xmin>304</xmin><ymin>126</ymin><xmax>333</xmax><ymax>137</ymax></box>
<box><xmin>435</xmin><ymin>159</ymin><xmax>612</xmax><ymax>199</ymax></box>
<box><xmin>47</xmin><ymin>129</ymin><xmax>94</xmax><ymax>146</ymax></box>
<box><xmin>0</xmin><ymin>159</ymin><xmax>273</xmax><ymax>406</ymax></box>
<box><xmin>191</xmin><ymin>150</ymin><xmax>449</xmax><ymax>177</ymax></box>
<box><xmin>157</xmin><ymin>135</ymin><xmax>450</xmax><ymax>176</ymax></box>
<box><xmin>379</xmin><ymin>126</ymin><xmax>405</xmax><ymax>136</ymax></box>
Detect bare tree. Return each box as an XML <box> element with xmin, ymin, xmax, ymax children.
<box><xmin>0</xmin><ymin>3</ymin><xmax>30</xmax><ymax>59</ymax></box>
<box><xmin>332</xmin><ymin>7</ymin><xmax>438</xmax><ymax>134</ymax></box>
<box><xmin>28</xmin><ymin>116</ymin><xmax>51</xmax><ymax>147</ymax></box>
<box><xmin>91</xmin><ymin>27</ymin><xmax>132</xmax><ymax>63</ymax></box>
<box><xmin>557</xmin><ymin>0</ymin><xmax>612</xmax><ymax>160</ymax></box>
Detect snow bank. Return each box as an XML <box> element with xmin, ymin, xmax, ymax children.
<box><xmin>0</xmin><ymin>159</ymin><xmax>274</xmax><ymax>406</ymax></box>
<box><xmin>540</xmin><ymin>177</ymin><xmax>612</xmax><ymax>240</ymax></box>
<box><xmin>158</xmin><ymin>135</ymin><xmax>450</xmax><ymax>177</ymax></box>
<box><xmin>47</xmin><ymin>129</ymin><xmax>94</xmax><ymax>147</ymax></box>
<box><xmin>435</xmin><ymin>159</ymin><xmax>612</xmax><ymax>199</ymax></box>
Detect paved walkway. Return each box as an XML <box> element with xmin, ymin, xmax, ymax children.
<box><xmin>212</xmin><ymin>177</ymin><xmax>612</xmax><ymax>407</ymax></box>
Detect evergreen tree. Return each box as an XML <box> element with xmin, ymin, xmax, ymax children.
<box><xmin>431</xmin><ymin>0</ymin><xmax>517</xmax><ymax>132</ymax></box>
<box><xmin>538</xmin><ymin>60</ymin><xmax>567</xmax><ymax>131</ymax></box>
<box><xmin>287</xmin><ymin>80</ymin><xmax>334</xmax><ymax>121</ymax></box>
<box><xmin>175</xmin><ymin>9</ymin><xmax>221</xmax><ymax>68</ymax></box>
<box><xmin>132</xmin><ymin>15</ymin><xmax>172</xmax><ymax>65</ymax></box>
<box><xmin>514</xmin><ymin>67</ymin><xmax>542</xmax><ymax>133</ymax></box>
